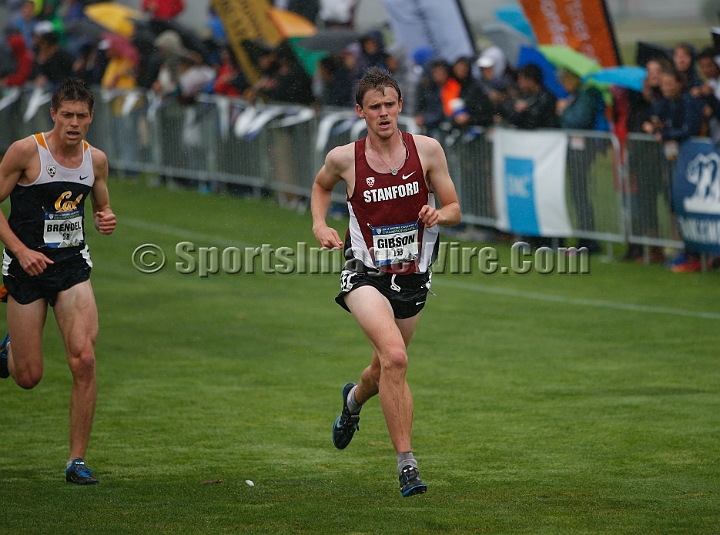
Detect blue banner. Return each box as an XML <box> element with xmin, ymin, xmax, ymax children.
<box><xmin>673</xmin><ymin>140</ymin><xmax>720</xmax><ymax>255</ymax></box>
<box><xmin>505</xmin><ymin>157</ymin><xmax>540</xmax><ymax>236</ymax></box>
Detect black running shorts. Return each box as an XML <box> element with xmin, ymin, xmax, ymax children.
<box><xmin>3</xmin><ymin>253</ymin><xmax>91</xmax><ymax>306</ymax></box>
<box><xmin>335</xmin><ymin>261</ymin><xmax>432</xmax><ymax>320</ymax></box>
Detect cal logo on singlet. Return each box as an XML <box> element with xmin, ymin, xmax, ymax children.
<box><xmin>6</xmin><ymin>133</ymin><xmax>95</xmax><ymax>262</ymax></box>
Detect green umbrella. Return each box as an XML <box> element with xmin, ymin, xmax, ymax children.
<box><xmin>538</xmin><ymin>45</ymin><xmax>602</xmax><ymax>78</ymax></box>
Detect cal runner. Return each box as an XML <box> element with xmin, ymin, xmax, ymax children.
<box><xmin>0</xmin><ymin>78</ymin><xmax>116</xmax><ymax>484</ymax></box>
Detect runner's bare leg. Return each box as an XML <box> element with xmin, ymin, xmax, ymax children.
<box><xmin>53</xmin><ymin>280</ymin><xmax>98</xmax><ymax>461</ymax></box>
<box><xmin>6</xmin><ymin>297</ymin><xmax>47</xmax><ymax>388</ymax></box>
<box><xmin>344</xmin><ymin>286</ymin><xmax>421</xmax><ymax>454</ymax></box>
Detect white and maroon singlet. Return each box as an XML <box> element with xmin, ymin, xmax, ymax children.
<box><xmin>344</xmin><ymin>132</ymin><xmax>439</xmax><ymax>275</ymax></box>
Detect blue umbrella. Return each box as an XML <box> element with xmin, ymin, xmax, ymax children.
<box><xmin>585</xmin><ymin>66</ymin><xmax>647</xmax><ymax>92</ymax></box>
<box><xmin>494</xmin><ymin>3</ymin><xmax>536</xmax><ymax>43</ymax></box>
<box><xmin>516</xmin><ymin>45</ymin><xmax>568</xmax><ymax>99</ymax></box>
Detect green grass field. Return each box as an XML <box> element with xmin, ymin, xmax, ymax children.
<box><xmin>1</xmin><ymin>178</ymin><xmax>719</xmax><ymax>534</ymax></box>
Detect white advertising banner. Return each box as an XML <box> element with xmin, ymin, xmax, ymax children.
<box><xmin>493</xmin><ymin>128</ymin><xmax>572</xmax><ymax>237</ymax></box>
<box><xmin>379</xmin><ymin>0</ymin><xmax>475</xmax><ymax>64</ymax></box>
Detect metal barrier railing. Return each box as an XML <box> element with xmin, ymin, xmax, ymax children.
<box><xmin>624</xmin><ymin>133</ymin><xmax>684</xmax><ymax>249</ymax></box>
<box><xmin>0</xmin><ymin>87</ymin><xmax>696</xmax><ymax>251</ymax></box>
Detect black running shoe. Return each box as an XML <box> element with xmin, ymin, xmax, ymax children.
<box><xmin>399</xmin><ymin>465</ymin><xmax>427</xmax><ymax>497</ymax></box>
<box><xmin>0</xmin><ymin>333</ymin><xmax>9</xmax><ymax>379</ymax></box>
<box><xmin>66</xmin><ymin>458</ymin><xmax>99</xmax><ymax>485</ymax></box>
<box><xmin>332</xmin><ymin>382</ymin><xmax>360</xmax><ymax>449</ymax></box>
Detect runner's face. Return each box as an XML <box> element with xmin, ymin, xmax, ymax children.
<box><xmin>358</xmin><ymin>87</ymin><xmax>402</xmax><ymax>139</ymax></box>
<box><xmin>51</xmin><ymin>100</ymin><xmax>93</xmax><ymax>146</ymax></box>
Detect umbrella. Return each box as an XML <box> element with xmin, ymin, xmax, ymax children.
<box><xmin>711</xmin><ymin>27</ymin><xmax>720</xmax><ymax>52</ymax></box>
<box><xmin>538</xmin><ymin>45</ymin><xmax>602</xmax><ymax>78</ymax></box>
<box><xmin>295</xmin><ymin>29</ymin><xmax>362</xmax><ymax>54</ymax></box>
<box><xmin>64</xmin><ymin>19</ymin><xmax>104</xmax><ymax>42</ymax></box>
<box><xmin>100</xmin><ymin>31</ymin><xmax>139</xmax><ymax>65</ymax></box>
<box><xmin>585</xmin><ymin>66</ymin><xmax>647</xmax><ymax>92</ymax></box>
<box><xmin>493</xmin><ymin>3</ymin><xmax>536</xmax><ymax>43</ymax></box>
<box><xmin>516</xmin><ymin>45</ymin><xmax>568</xmax><ymax>99</ymax></box>
<box><xmin>84</xmin><ymin>2</ymin><xmax>144</xmax><ymax>39</ymax></box>
<box><xmin>635</xmin><ymin>41</ymin><xmax>672</xmax><ymax>66</ymax></box>
<box><xmin>268</xmin><ymin>7</ymin><xmax>316</xmax><ymax>39</ymax></box>
<box><xmin>149</xmin><ymin>20</ymin><xmax>211</xmax><ymax>61</ymax></box>
<box><xmin>482</xmin><ymin>21</ymin><xmax>533</xmax><ymax>67</ymax></box>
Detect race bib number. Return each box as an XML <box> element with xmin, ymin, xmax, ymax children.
<box><xmin>372</xmin><ymin>222</ymin><xmax>419</xmax><ymax>268</ymax></box>
<box><xmin>340</xmin><ymin>270</ymin><xmax>357</xmax><ymax>292</ymax></box>
<box><xmin>44</xmin><ymin>210</ymin><xmax>84</xmax><ymax>248</ymax></box>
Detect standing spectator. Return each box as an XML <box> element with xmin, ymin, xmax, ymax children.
<box><xmin>9</xmin><ymin>0</ymin><xmax>36</xmax><ymax>48</ymax></box>
<box><xmin>694</xmin><ymin>47</ymin><xmax>720</xmax><ymax>100</ymax></box>
<box><xmin>212</xmin><ymin>46</ymin><xmax>248</xmax><ymax>97</ymax></box>
<box><xmin>100</xmin><ymin>35</ymin><xmax>141</xmax><ymax>176</ymax></box>
<box><xmin>500</xmin><ymin>63</ymin><xmax>558</xmax><ymax>130</ymax></box>
<box><xmin>141</xmin><ymin>0</ymin><xmax>184</xmax><ymax>21</ymax></box>
<box><xmin>643</xmin><ymin>67</ymin><xmax>705</xmax><ymax>272</ymax></box>
<box><xmin>133</xmin><ymin>32</ymin><xmax>163</xmax><ymax>90</ymax></box>
<box><xmin>36</xmin><ymin>0</ymin><xmax>63</xmax><ymax>36</ymax></box>
<box><xmin>177</xmin><ymin>55</ymin><xmax>216</xmax><ymax>175</ymax></box>
<box><xmin>477</xmin><ymin>46</ymin><xmax>514</xmax><ymax>109</ymax></box>
<box><xmin>254</xmin><ymin>44</ymin><xmax>313</xmax><ymax>105</ymax></box>
<box><xmin>691</xmin><ymin>47</ymin><xmax>720</xmax><ymax>142</ymax></box>
<box><xmin>317</xmin><ymin>54</ymin><xmax>353</xmax><ymax>107</ymax></box>
<box><xmin>450</xmin><ymin>56</ymin><xmax>493</xmax><ymax>129</ymax></box>
<box><xmin>500</xmin><ymin>63</ymin><xmax>559</xmax><ymax>248</ymax></box>
<box><xmin>556</xmin><ymin>67</ymin><xmax>608</xmax><ymax>253</ymax></box>
<box><xmin>357</xmin><ymin>30</ymin><xmax>389</xmax><ymax>75</ymax></box>
<box><xmin>59</xmin><ymin>0</ymin><xmax>84</xmax><ymax>23</ymax></box>
<box><xmin>1</xmin><ymin>30</ymin><xmax>34</xmax><ymax>88</ymax></box>
<box><xmin>33</xmin><ymin>30</ymin><xmax>74</xmax><ymax>88</ymax></box>
<box><xmin>643</xmin><ymin>68</ymin><xmax>704</xmax><ymax>144</ymax></box>
<box><xmin>624</xmin><ymin>57</ymin><xmax>669</xmax><ymax>262</ymax></box>
<box><xmin>673</xmin><ymin>42</ymin><xmax>703</xmax><ymax>91</ymax></box>
<box><xmin>151</xmin><ymin>29</ymin><xmax>197</xmax><ymax>97</ymax></box>
<box><xmin>451</xmin><ymin>56</ymin><xmax>495</xmax><ymax>233</ymax></box>
<box><xmin>207</xmin><ymin>7</ymin><xmax>226</xmax><ymax>42</ymax></box>
<box><xmin>414</xmin><ymin>59</ymin><xmax>451</xmax><ymax>141</ymax></box>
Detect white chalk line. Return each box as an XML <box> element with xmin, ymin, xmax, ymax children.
<box><xmin>433</xmin><ymin>279</ymin><xmax>720</xmax><ymax>321</ymax></box>
<box><xmin>122</xmin><ymin>217</ymin><xmax>720</xmax><ymax>321</ymax></box>
<box><xmin>122</xmin><ymin>217</ymin><xmax>253</xmax><ymax>249</ymax></box>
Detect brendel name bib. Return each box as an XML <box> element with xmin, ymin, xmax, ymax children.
<box><xmin>44</xmin><ymin>210</ymin><xmax>84</xmax><ymax>248</ymax></box>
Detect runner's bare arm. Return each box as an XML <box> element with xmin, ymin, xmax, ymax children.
<box><xmin>311</xmin><ymin>144</ymin><xmax>354</xmax><ymax>249</ymax></box>
<box><xmin>0</xmin><ymin>137</ymin><xmax>54</xmax><ymax>275</ymax></box>
<box><xmin>414</xmin><ymin>135</ymin><xmax>462</xmax><ymax>228</ymax></box>
<box><xmin>89</xmin><ymin>148</ymin><xmax>116</xmax><ymax>235</ymax></box>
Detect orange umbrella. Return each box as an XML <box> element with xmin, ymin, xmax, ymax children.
<box><xmin>267</xmin><ymin>7</ymin><xmax>316</xmax><ymax>39</ymax></box>
<box><xmin>84</xmin><ymin>2</ymin><xmax>144</xmax><ymax>39</ymax></box>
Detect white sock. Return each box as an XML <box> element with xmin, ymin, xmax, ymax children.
<box><xmin>397</xmin><ymin>451</ymin><xmax>417</xmax><ymax>473</ymax></box>
<box><xmin>346</xmin><ymin>385</ymin><xmax>362</xmax><ymax>414</ymax></box>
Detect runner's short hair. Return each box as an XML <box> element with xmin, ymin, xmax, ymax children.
<box><xmin>356</xmin><ymin>67</ymin><xmax>402</xmax><ymax>107</ymax></box>
<box><xmin>51</xmin><ymin>78</ymin><xmax>95</xmax><ymax>113</ymax></box>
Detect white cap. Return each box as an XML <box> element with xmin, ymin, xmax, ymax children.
<box><xmin>33</xmin><ymin>20</ymin><xmax>54</xmax><ymax>36</ymax></box>
<box><xmin>98</xmin><ymin>39</ymin><xmax>111</xmax><ymax>51</ymax></box>
<box><xmin>477</xmin><ymin>55</ymin><xmax>495</xmax><ymax>68</ymax></box>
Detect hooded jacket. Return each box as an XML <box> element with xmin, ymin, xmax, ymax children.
<box><xmin>3</xmin><ymin>33</ymin><xmax>34</xmax><ymax>87</ymax></box>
